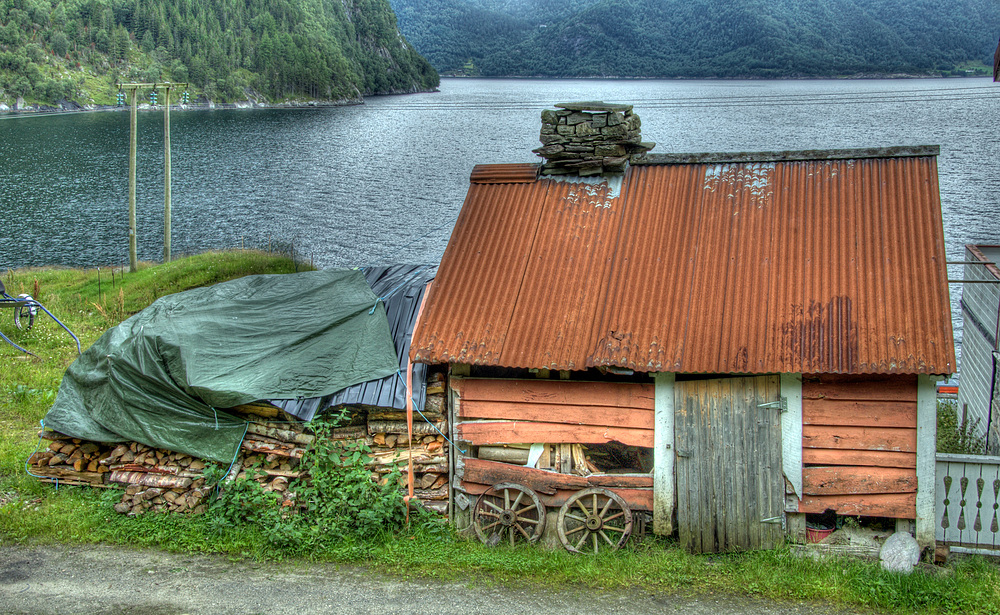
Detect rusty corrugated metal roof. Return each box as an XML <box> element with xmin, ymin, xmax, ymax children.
<box><xmin>470</xmin><ymin>163</ymin><xmax>539</xmax><ymax>184</ymax></box>
<box><xmin>412</xmin><ymin>147</ymin><xmax>955</xmax><ymax>375</ymax></box>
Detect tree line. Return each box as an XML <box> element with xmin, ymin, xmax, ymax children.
<box><xmin>389</xmin><ymin>0</ymin><xmax>999</xmax><ymax>78</ymax></box>
<box><xmin>0</xmin><ymin>0</ymin><xmax>438</xmax><ymax>105</ymax></box>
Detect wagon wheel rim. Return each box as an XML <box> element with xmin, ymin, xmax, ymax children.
<box><xmin>472</xmin><ymin>482</ymin><xmax>546</xmax><ymax>546</ymax></box>
<box><xmin>14</xmin><ymin>299</ymin><xmax>34</xmax><ymax>331</ymax></box>
<box><xmin>557</xmin><ymin>487</ymin><xmax>632</xmax><ymax>554</ymax></box>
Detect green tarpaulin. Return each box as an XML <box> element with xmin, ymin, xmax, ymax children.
<box><xmin>43</xmin><ymin>269</ymin><xmax>399</xmax><ymax>463</ymax></box>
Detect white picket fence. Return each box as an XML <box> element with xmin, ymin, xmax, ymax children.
<box><xmin>935</xmin><ymin>453</ymin><xmax>1000</xmax><ymax>552</ymax></box>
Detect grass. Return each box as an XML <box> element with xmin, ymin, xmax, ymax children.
<box><xmin>2</xmin><ymin>252</ymin><xmax>999</xmax><ymax>615</ymax></box>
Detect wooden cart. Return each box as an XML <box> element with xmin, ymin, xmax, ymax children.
<box><xmin>450</xmin><ymin>377</ymin><xmax>655</xmax><ymax>554</ymax></box>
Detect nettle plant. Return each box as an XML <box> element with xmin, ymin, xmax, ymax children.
<box><xmin>204</xmin><ymin>412</ymin><xmax>440</xmax><ymax>553</ymax></box>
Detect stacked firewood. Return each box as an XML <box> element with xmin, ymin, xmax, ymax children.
<box><xmin>29</xmin><ymin>374</ymin><xmax>452</xmax><ymax>516</ymax></box>
<box><xmin>365</xmin><ymin>374</ymin><xmax>449</xmax><ymax>513</ymax></box>
<box><xmin>28</xmin><ymin>432</ymin><xmax>116</xmax><ymax>487</ymax></box>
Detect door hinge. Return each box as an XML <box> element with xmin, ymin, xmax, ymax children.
<box><xmin>758</xmin><ymin>397</ymin><xmax>787</xmax><ymax>413</ymax></box>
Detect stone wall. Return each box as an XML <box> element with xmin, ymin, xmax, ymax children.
<box><xmin>534</xmin><ymin>102</ymin><xmax>654</xmax><ymax>176</ymax></box>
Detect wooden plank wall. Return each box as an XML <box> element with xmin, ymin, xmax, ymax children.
<box><xmin>454</xmin><ymin>379</ymin><xmax>655</xmax><ymax>446</ymax></box>
<box><xmin>454</xmin><ymin>378</ymin><xmax>655</xmax><ymax>511</ymax></box>
<box><xmin>800</xmin><ymin>375</ymin><xmax>918</xmax><ymax>518</ymax></box>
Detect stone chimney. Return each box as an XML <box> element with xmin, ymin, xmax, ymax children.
<box><xmin>533</xmin><ymin>102</ymin><xmax>655</xmax><ymax>176</ymax></box>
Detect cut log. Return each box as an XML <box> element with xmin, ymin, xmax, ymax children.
<box><xmin>32</xmin><ymin>466</ymin><xmax>106</xmax><ymax>483</ymax></box>
<box><xmin>477</xmin><ymin>446</ymin><xmax>530</xmax><ymax>465</ymax></box>
<box><xmin>109</xmin><ymin>471</ymin><xmax>193</xmax><ymax>489</ymax></box>
<box><xmin>330</xmin><ymin>425</ymin><xmax>368</xmax><ymax>440</ymax></box>
<box><xmin>230</xmin><ymin>402</ymin><xmax>281</xmax><ymax>418</ymax></box>
<box><xmin>246</xmin><ymin>423</ymin><xmax>314</xmax><ymax>446</ymax></box>
<box><xmin>368</xmin><ymin>420</ymin><xmax>445</xmax><ymax>436</ymax></box>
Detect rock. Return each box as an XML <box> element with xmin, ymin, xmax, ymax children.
<box><xmin>879</xmin><ymin>531</ymin><xmax>920</xmax><ymax>574</ymax></box>
<box><xmin>540</xmin><ymin>109</ymin><xmax>558</xmax><ymax>124</ymax></box>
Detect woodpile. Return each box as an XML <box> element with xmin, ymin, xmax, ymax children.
<box><xmin>30</xmin><ymin>371</ymin><xmax>452</xmax><ymax>517</ymax></box>
<box><xmin>365</xmin><ymin>373</ymin><xmax>450</xmax><ymax>514</ymax></box>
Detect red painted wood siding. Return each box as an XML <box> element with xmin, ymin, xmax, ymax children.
<box><xmin>800</xmin><ymin>375</ymin><xmax>918</xmax><ymax>518</ymax></box>
<box><xmin>454</xmin><ymin>378</ymin><xmax>654</xmax><ymax>447</ymax></box>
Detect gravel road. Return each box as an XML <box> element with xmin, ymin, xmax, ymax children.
<box><xmin>0</xmin><ymin>543</ymin><xmax>863</xmax><ymax>615</ymax></box>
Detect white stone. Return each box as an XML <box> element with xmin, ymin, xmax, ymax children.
<box><xmin>879</xmin><ymin>531</ymin><xmax>920</xmax><ymax>574</ymax></box>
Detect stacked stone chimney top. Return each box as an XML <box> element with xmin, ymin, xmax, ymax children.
<box><xmin>534</xmin><ymin>102</ymin><xmax>655</xmax><ymax>176</ymax></box>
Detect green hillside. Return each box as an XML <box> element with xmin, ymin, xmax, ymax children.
<box><xmin>389</xmin><ymin>0</ymin><xmax>999</xmax><ymax>78</ymax></box>
<box><xmin>0</xmin><ymin>0</ymin><xmax>439</xmax><ymax>108</ymax></box>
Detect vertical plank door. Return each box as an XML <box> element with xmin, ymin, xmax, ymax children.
<box><xmin>674</xmin><ymin>375</ymin><xmax>784</xmax><ymax>553</ymax></box>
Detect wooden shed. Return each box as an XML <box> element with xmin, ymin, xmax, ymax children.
<box><xmin>411</xmin><ymin>105</ymin><xmax>954</xmax><ymax>553</ymax></box>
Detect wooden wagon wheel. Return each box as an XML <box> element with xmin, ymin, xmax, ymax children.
<box><xmin>472</xmin><ymin>482</ymin><xmax>546</xmax><ymax>546</ymax></box>
<box><xmin>557</xmin><ymin>487</ymin><xmax>632</xmax><ymax>554</ymax></box>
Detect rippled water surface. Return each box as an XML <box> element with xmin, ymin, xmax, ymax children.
<box><xmin>2</xmin><ymin>78</ymin><xmax>998</xmax><ymax>349</ymax></box>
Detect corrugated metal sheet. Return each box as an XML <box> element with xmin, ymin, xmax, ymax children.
<box><xmin>274</xmin><ymin>264</ymin><xmax>436</xmax><ymax>421</ymax></box>
<box><xmin>412</xmin><ymin>149</ymin><xmax>955</xmax><ymax>375</ymax></box>
<box><xmin>470</xmin><ymin>163</ymin><xmax>539</xmax><ymax>184</ymax></box>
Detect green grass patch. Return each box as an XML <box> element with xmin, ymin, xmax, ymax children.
<box><xmin>2</xmin><ymin>252</ymin><xmax>998</xmax><ymax>615</ymax></box>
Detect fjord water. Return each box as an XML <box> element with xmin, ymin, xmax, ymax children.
<box><xmin>1</xmin><ymin>78</ymin><xmax>998</xmax><ymax>348</ymax></box>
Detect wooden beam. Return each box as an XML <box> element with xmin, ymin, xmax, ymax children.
<box><xmin>803</xmin><ymin>399</ymin><xmax>916</xmax><ymax>428</ymax></box>
<box><xmin>456</xmin><ymin>421</ymin><xmax>653</xmax><ymax>448</ymax></box>
<box><xmin>458</xmin><ymin>399</ymin><xmax>652</xmax><ymax>428</ymax></box>
<box><xmin>461</xmin><ymin>480</ymin><xmax>654</xmax><ymax>511</ymax></box>
<box><xmin>802</xmin><ymin>425</ymin><xmax>916</xmax><ymax>452</ymax></box>
<box><xmin>453</xmin><ymin>378</ymin><xmax>654</xmax><ymax>409</ymax></box>
<box><xmin>802</xmin><ymin>448</ymin><xmax>916</xmax><ymax>468</ymax></box>
<box><xmin>462</xmin><ymin>458</ymin><xmax>587</xmax><ymax>495</ymax></box>
<box><xmin>802</xmin><ymin>466</ymin><xmax>917</xmax><ymax>495</ymax></box>
<box><xmin>802</xmin><ymin>377</ymin><xmax>917</xmax><ymax>402</ymax></box>
<box><xmin>797</xmin><ymin>492</ymin><xmax>916</xmax><ymax>518</ymax></box>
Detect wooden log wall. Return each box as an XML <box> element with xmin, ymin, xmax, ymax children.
<box><xmin>799</xmin><ymin>375</ymin><xmax>918</xmax><ymax>518</ymax></box>
<box><xmin>454</xmin><ymin>378</ymin><xmax>654</xmax><ymax>511</ymax></box>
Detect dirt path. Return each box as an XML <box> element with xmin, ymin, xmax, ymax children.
<box><xmin>0</xmin><ymin>543</ymin><xmax>861</xmax><ymax>615</ymax></box>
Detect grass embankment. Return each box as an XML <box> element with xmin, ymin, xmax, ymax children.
<box><xmin>1</xmin><ymin>252</ymin><xmax>998</xmax><ymax>615</ymax></box>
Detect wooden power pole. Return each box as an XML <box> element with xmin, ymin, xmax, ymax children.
<box><xmin>119</xmin><ymin>82</ymin><xmax>188</xmax><ymax>271</ymax></box>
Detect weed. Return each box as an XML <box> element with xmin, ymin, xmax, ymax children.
<box><xmin>938</xmin><ymin>399</ymin><xmax>986</xmax><ymax>454</ymax></box>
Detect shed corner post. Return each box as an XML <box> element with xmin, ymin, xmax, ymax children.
<box><xmin>780</xmin><ymin>373</ymin><xmax>805</xmax><ymax>542</ymax></box>
<box><xmin>653</xmin><ymin>372</ymin><xmax>675</xmax><ymax>536</ymax></box>
<box><xmin>916</xmin><ymin>374</ymin><xmax>940</xmax><ymax>551</ymax></box>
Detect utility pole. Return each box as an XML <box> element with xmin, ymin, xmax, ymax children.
<box><xmin>118</xmin><ymin>82</ymin><xmax>188</xmax><ymax>270</ymax></box>
<box><xmin>163</xmin><ymin>83</ymin><xmax>172</xmax><ymax>262</ymax></box>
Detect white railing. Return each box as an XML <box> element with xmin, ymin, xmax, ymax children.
<box><xmin>935</xmin><ymin>453</ymin><xmax>1000</xmax><ymax>552</ymax></box>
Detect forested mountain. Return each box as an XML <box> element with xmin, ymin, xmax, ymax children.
<box><xmin>389</xmin><ymin>0</ymin><xmax>1000</xmax><ymax>78</ymax></box>
<box><xmin>0</xmin><ymin>0</ymin><xmax>439</xmax><ymax>107</ymax></box>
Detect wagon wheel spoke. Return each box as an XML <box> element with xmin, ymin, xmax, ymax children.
<box><xmin>514</xmin><ymin>523</ymin><xmax>532</xmax><ymax>540</ymax></box>
<box><xmin>484</xmin><ymin>499</ymin><xmax>504</xmax><ymax>514</ymax></box>
<box><xmin>592</xmin><ymin>532</ymin><xmax>599</xmax><ymax>554</ymax></box>
<box><xmin>600</xmin><ymin>497</ymin><xmax>613</xmax><ymax>517</ymax></box>
<box><xmin>575</xmin><ymin>531</ymin><xmax>589</xmax><ymax>551</ymax></box>
<box><xmin>599</xmin><ymin>530</ymin><xmax>616</xmax><ymax>547</ymax></box>
<box><xmin>564</xmin><ymin>513</ymin><xmax>586</xmax><ymax>522</ymax></box>
<box><xmin>516</xmin><ymin>516</ymin><xmax>540</xmax><ymax>525</ymax></box>
<box><xmin>481</xmin><ymin>520</ymin><xmax>501</xmax><ymax>531</ymax></box>
<box><xmin>511</xmin><ymin>490</ymin><xmax>524</xmax><ymax>510</ymax></box>
<box><xmin>565</xmin><ymin>524</ymin><xmax>586</xmax><ymax>536</ymax></box>
<box><xmin>601</xmin><ymin>525</ymin><xmax>626</xmax><ymax>533</ymax></box>
<box><xmin>601</xmin><ymin>511</ymin><xmax>625</xmax><ymax>523</ymax></box>
<box><xmin>576</xmin><ymin>500</ymin><xmax>591</xmax><ymax>517</ymax></box>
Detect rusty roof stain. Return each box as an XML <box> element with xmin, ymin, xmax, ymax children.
<box><xmin>412</xmin><ymin>147</ymin><xmax>955</xmax><ymax>375</ymax></box>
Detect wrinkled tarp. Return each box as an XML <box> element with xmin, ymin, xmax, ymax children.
<box><xmin>43</xmin><ymin>269</ymin><xmax>399</xmax><ymax>463</ymax></box>
<box><xmin>272</xmin><ymin>265</ymin><xmax>436</xmax><ymax>421</ymax></box>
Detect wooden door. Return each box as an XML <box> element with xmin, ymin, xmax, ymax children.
<box><xmin>674</xmin><ymin>375</ymin><xmax>784</xmax><ymax>553</ymax></box>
